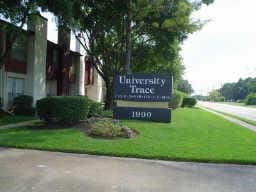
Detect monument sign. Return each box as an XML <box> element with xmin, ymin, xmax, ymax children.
<box><xmin>113</xmin><ymin>74</ymin><xmax>172</xmax><ymax>122</ymax></box>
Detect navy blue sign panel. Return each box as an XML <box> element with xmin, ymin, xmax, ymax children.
<box><xmin>113</xmin><ymin>74</ymin><xmax>172</xmax><ymax>102</ymax></box>
<box><xmin>114</xmin><ymin>107</ymin><xmax>171</xmax><ymax>123</ymax></box>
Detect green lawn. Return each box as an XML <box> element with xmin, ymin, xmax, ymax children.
<box><xmin>220</xmin><ymin>102</ymin><xmax>256</xmax><ymax>108</ymax></box>
<box><xmin>0</xmin><ymin>115</ymin><xmax>35</xmax><ymax>126</ymax></box>
<box><xmin>1</xmin><ymin>108</ymin><xmax>256</xmax><ymax>164</ymax></box>
<box><xmin>208</xmin><ymin>109</ymin><xmax>256</xmax><ymax>126</ymax></box>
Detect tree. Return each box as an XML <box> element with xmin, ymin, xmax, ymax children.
<box><xmin>220</xmin><ymin>83</ymin><xmax>235</xmax><ymax>101</ymax></box>
<box><xmin>248</xmin><ymin>78</ymin><xmax>256</xmax><ymax>93</ymax></box>
<box><xmin>219</xmin><ymin>77</ymin><xmax>256</xmax><ymax>102</ymax></box>
<box><xmin>177</xmin><ymin>79</ymin><xmax>193</xmax><ymax>95</ymax></box>
<box><xmin>208</xmin><ymin>89</ymin><xmax>224</xmax><ymax>102</ymax></box>
<box><xmin>48</xmin><ymin>0</ymin><xmax>214</xmax><ymax>108</ymax></box>
<box><xmin>124</xmin><ymin>0</ymin><xmax>132</xmax><ymax>74</ymax></box>
<box><xmin>193</xmin><ymin>95</ymin><xmax>210</xmax><ymax>101</ymax></box>
<box><xmin>33</xmin><ymin>0</ymin><xmax>214</xmax><ymax>109</ymax></box>
<box><xmin>0</xmin><ymin>0</ymin><xmax>39</xmax><ymax>68</ymax></box>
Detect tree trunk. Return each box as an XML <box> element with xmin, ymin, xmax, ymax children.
<box><xmin>124</xmin><ymin>1</ymin><xmax>132</xmax><ymax>74</ymax></box>
<box><xmin>104</xmin><ymin>80</ymin><xmax>114</xmax><ymax>110</ymax></box>
<box><xmin>57</xmin><ymin>24</ymin><xmax>71</xmax><ymax>95</ymax></box>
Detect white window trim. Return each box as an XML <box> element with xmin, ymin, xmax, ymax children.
<box><xmin>7</xmin><ymin>72</ymin><xmax>27</xmax><ymax>79</ymax></box>
<box><xmin>5</xmin><ymin>72</ymin><xmax>27</xmax><ymax>108</ymax></box>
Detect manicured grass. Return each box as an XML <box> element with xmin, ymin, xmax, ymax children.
<box><xmin>1</xmin><ymin>108</ymin><xmax>256</xmax><ymax>164</ymax></box>
<box><xmin>220</xmin><ymin>102</ymin><xmax>245</xmax><ymax>106</ymax></box>
<box><xmin>209</xmin><ymin>109</ymin><xmax>256</xmax><ymax>126</ymax></box>
<box><xmin>220</xmin><ymin>102</ymin><xmax>256</xmax><ymax>108</ymax></box>
<box><xmin>0</xmin><ymin>115</ymin><xmax>35</xmax><ymax>126</ymax></box>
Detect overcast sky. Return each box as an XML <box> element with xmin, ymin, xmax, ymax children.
<box><xmin>181</xmin><ymin>0</ymin><xmax>256</xmax><ymax>95</ymax></box>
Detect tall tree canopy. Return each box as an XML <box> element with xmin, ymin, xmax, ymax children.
<box><xmin>0</xmin><ymin>0</ymin><xmax>39</xmax><ymax>67</ymax></box>
<box><xmin>40</xmin><ymin>0</ymin><xmax>213</xmax><ymax>108</ymax></box>
<box><xmin>220</xmin><ymin>77</ymin><xmax>256</xmax><ymax>101</ymax></box>
<box><xmin>1</xmin><ymin>0</ymin><xmax>214</xmax><ymax>108</ymax></box>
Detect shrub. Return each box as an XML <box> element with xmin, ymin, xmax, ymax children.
<box><xmin>90</xmin><ymin>119</ymin><xmax>122</xmax><ymax>138</ymax></box>
<box><xmin>214</xmin><ymin>96</ymin><xmax>225</xmax><ymax>102</ymax></box>
<box><xmin>13</xmin><ymin>95</ymin><xmax>33</xmax><ymax>106</ymax></box>
<box><xmin>245</xmin><ymin>93</ymin><xmax>256</xmax><ymax>105</ymax></box>
<box><xmin>13</xmin><ymin>95</ymin><xmax>35</xmax><ymax>116</ymax></box>
<box><xmin>88</xmin><ymin>100</ymin><xmax>103</xmax><ymax>117</ymax></box>
<box><xmin>182</xmin><ymin>97</ymin><xmax>197</xmax><ymax>108</ymax></box>
<box><xmin>89</xmin><ymin>118</ymin><xmax>137</xmax><ymax>138</ymax></box>
<box><xmin>169</xmin><ymin>90</ymin><xmax>184</xmax><ymax>109</ymax></box>
<box><xmin>14</xmin><ymin>107</ymin><xmax>35</xmax><ymax>116</ymax></box>
<box><xmin>101</xmin><ymin>110</ymin><xmax>113</xmax><ymax>118</ymax></box>
<box><xmin>0</xmin><ymin>97</ymin><xmax>2</xmax><ymax>108</ymax></box>
<box><xmin>36</xmin><ymin>96</ymin><xmax>90</xmax><ymax>125</ymax></box>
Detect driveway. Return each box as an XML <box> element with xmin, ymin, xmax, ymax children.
<box><xmin>198</xmin><ymin>101</ymin><xmax>256</xmax><ymax>121</ymax></box>
<box><xmin>0</xmin><ymin>148</ymin><xmax>256</xmax><ymax>192</ymax></box>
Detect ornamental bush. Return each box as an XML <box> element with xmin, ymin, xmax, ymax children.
<box><xmin>169</xmin><ymin>90</ymin><xmax>185</xmax><ymax>109</ymax></box>
<box><xmin>182</xmin><ymin>97</ymin><xmax>197</xmax><ymax>108</ymax></box>
<box><xmin>13</xmin><ymin>95</ymin><xmax>35</xmax><ymax>116</ymax></box>
<box><xmin>88</xmin><ymin>100</ymin><xmax>103</xmax><ymax>117</ymax></box>
<box><xmin>89</xmin><ymin>119</ymin><xmax>122</xmax><ymax>138</ymax></box>
<box><xmin>36</xmin><ymin>96</ymin><xmax>90</xmax><ymax>125</ymax></box>
<box><xmin>245</xmin><ymin>93</ymin><xmax>256</xmax><ymax>105</ymax></box>
<box><xmin>88</xmin><ymin>118</ymin><xmax>137</xmax><ymax>138</ymax></box>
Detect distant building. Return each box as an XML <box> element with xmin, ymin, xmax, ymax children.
<box><xmin>0</xmin><ymin>14</ymin><xmax>104</xmax><ymax>110</ymax></box>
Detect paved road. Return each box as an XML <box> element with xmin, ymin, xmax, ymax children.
<box><xmin>198</xmin><ymin>101</ymin><xmax>256</xmax><ymax>121</ymax></box>
<box><xmin>1</xmin><ymin>148</ymin><xmax>256</xmax><ymax>192</ymax></box>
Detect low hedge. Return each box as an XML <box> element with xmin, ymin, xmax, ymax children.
<box><xmin>13</xmin><ymin>95</ymin><xmax>35</xmax><ymax>116</ymax></box>
<box><xmin>36</xmin><ymin>96</ymin><xmax>90</xmax><ymax>125</ymax></box>
<box><xmin>245</xmin><ymin>93</ymin><xmax>256</xmax><ymax>105</ymax></box>
<box><xmin>182</xmin><ymin>97</ymin><xmax>197</xmax><ymax>108</ymax></box>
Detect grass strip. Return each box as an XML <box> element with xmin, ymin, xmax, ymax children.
<box><xmin>0</xmin><ymin>116</ymin><xmax>35</xmax><ymax>126</ymax></box>
<box><xmin>1</xmin><ymin>108</ymin><xmax>256</xmax><ymax>165</ymax></box>
<box><xmin>204</xmin><ymin>108</ymin><xmax>256</xmax><ymax>126</ymax></box>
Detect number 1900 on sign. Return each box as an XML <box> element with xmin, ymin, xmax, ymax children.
<box><xmin>131</xmin><ymin>111</ymin><xmax>152</xmax><ymax>119</ymax></box>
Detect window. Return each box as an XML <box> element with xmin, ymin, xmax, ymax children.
<box><xmin>69</xmin><ymin>55</ymin><xmax>79</xmax><ymax>83</ymax></box>
<box><xmin>7</xmin><ymin>77</ymin><xmax>24</xmax><ymax>106</ymax></box>
<box><xmin>11</xmin><ymin>36</ymin><xmax>27</xmax><ymax>62</ymax></box>
<box><xmin>46</xmin><ymin>46</ymin><xmax>59</xmax><ymax>80</ymax></box>
<box><xmin>85</xmin><ymin>60</ymin><xmax>94</xmax><ymax>85</ymax></box>
<box><xmin>69</xmin><ymin>63</ymin><xmax>76</xmax><ymax>82</ymax></box>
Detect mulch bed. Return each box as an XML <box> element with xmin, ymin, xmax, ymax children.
<box><xmin>25</xmin><ymin>117</ymin><xmax>138</xmax><ymax>139</ymax></box>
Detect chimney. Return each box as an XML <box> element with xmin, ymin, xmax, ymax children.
<box><xmin>26</xmin><ymin>14</ymin><xmax>48</xmax><ymax>105</ymax></box>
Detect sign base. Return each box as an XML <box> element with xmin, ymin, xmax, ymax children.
<box><xmin>114</xmin><ymin>107</ymin><xmax>171</xmax><ymax>123</ymax></box>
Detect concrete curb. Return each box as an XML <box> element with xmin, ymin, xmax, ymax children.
<box><xmin>199</xmin><ymin>106</ymin><xmax>256</xmax><ymax>132</ymax></box>
<box><xmin>0</xmin><ymin>120</ymin><xmax>42</xmax><ymax>129</ymax></box>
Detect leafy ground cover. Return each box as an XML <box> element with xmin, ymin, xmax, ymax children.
<box><xmin>1</xmin><ymin>108</ymin><xmax>256</xmax><ymax>164</ymax></box>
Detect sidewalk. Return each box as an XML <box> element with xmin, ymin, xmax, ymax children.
<box><xmin>199</xmin><ymin>106</ymin><xmax>256</xmax><ymax>132</ymax></box>
<box><xmin>1</xmin><ymin>148</ymin><xmax>256</xmax><ymax>192</ymax></box>
<box><xmin>0</xmin><ymin>120</ymin><xmax>42</xmax><ymax>129</ymax></box>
